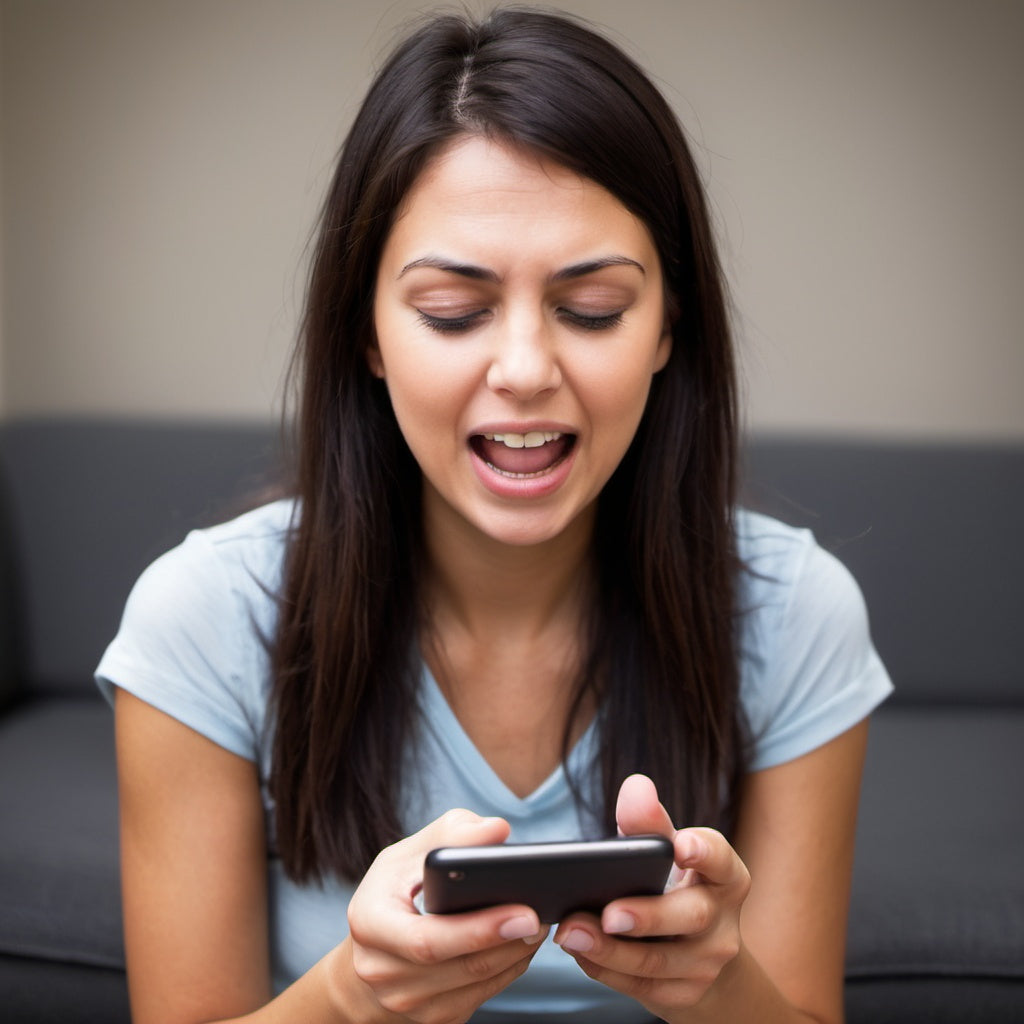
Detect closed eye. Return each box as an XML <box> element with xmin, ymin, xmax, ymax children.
<box><xmin>415</xmin><ymin>309</ymin><xmax>490</xmax><ymax>334</ymax></box>
<box><xmin>416</xmin><ymin>308</ymin><xmax>625</xmax><ymax>334</ymax></box>
<box><xmin>559</xmin><ymin>309</ymin><xmax>625</xmax><ymax>331</ymax></box>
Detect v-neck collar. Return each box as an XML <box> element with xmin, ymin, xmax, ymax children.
<box><xmin>418</xmin><ymin>663</ymin><xmax>600</xmax><ymax>819</ymax></box>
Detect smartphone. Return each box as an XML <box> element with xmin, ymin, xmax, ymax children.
<box><xmin>421</xmin><ymin>834</ymin><xmax>674</xmax><ymax>924</ymax></box>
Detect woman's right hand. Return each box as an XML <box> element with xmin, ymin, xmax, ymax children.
<box><xmin>331</xmin><ymin>809</ymin><xmax>548</xmax><ymax>1024</ymax></box>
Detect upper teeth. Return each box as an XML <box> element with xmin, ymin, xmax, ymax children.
<box><xmin>483</xmin><ymin>431</ymin><xmax>562</xmax><ymax>449</ymax></box>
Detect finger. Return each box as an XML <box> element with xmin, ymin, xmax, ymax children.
<box><xmin>372</xmin><ymin>809</ymin><xmax>512</xmax><ymax>910</ymax></box>
<box><xmin>598</xmin><ymin>885</ymin><xmax>720</xmax><ymax>940</ymax></box>
<box><xmin>394</xmin><ymin>943</ymin><xmax>546</xmax><ymax>1023</ymax></box>
<box><xmin>615</xmin><ymin>773</ymin><xmax>676</xmax><ymax>838</ymax></box>
<box><xmin>590</xmin><ymin>833</ymin><xmax>749</xmax><ymax>940</ymax></box>
<box><xmin>422</xmin><ymin>807</ymin><xmax>512</xmax><ymax>848</ymax></box>
<box><xmin>351</xmin><ymin>809</ymin><xmax>533</xmax><ymax>959</ymax></box>
<box><xmin>556</xmin><ymin>918</ymin><xmax>737</xmax><ymax>1012</ymax></box>
<box><xmin>403</xmin><ymin>807</ymin><xmax>512</xmax><ymax>874</ymax></box>
<box><xmin>417</xmin><ymin>903</ymin><xmax>546</xmax><ymax>960</ymax></box>
<box><xmin>555</xmin><ymin>917</ymin><xmax>690</xmax><ymax>980</ymax></box>
<box><xmin>673</xmin><ymin>827</ymin><xmax>750</xmax><ymax>892</ymax></box>
<box><xmin>355</xmin><ymin>889</ymin><xmax>543</xmax><ymax>965</ymax></box>
<box><xmin>358</xmin><ymin>923</ymin><xmax>550</xmax><ymax>1006</ymax></box>
<box><xmin>568</xmin><ymin>951</ymin><xmax>708</xmax><ymax>1012</ymax></box>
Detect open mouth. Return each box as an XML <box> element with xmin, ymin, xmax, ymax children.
<box><xmin>470</xmin><ymin>431</ymin><xmax>577</xmax><ymax>478</ymax></box>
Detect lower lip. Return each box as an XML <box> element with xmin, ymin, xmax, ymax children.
<box><xmin>469</xmin><ymin>440</ymin><xmax>577</xmax><ymax>500</ymax></box>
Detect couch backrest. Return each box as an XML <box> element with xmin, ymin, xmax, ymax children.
<box><xmin>1</xmin><ymin>419</ymin><xmax>1020</xmax><ymax>705</ymax></box>
<box><xmin>743</xmin><ymin>438</ymin><xmax>1024</xmax><ymax>705</ymax></box>
<box><xmin>0</xmin><ymin>466</ymin><xmax>26</xmax><ymax>710</ymax></box>
<box><xmin>0</xmin><ymin>419</ymin><xmax>283</xmax><ymax>699</ymax></box>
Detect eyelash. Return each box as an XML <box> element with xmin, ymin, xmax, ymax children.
<box><xmin>416</xmin><ymin>310</ymin><xmax>484</xmax><ymax>334</ymax></box>
<box><xmin>415</xmin><ymin>309</ymin><xmax>625</xmax><ymax>334</ymax></box>
<box><xmin>563</xmin><ymin>309</ymin><xmax>624</xmax><ymax>332</ymax></box>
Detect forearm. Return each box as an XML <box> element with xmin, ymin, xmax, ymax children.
<box><xmin>213</xmin><ymin>940</ymin><xmax>388</xmax><ymax>1024</ymax></box>
<box><xmin>660</xmin><ymin>943</ymin><xmax>832</xmax><ymax>1024</ymax></box>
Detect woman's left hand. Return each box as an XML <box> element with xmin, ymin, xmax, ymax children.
<box><xmin>553</xmin><ymin>773</ymin><xmax>751</xmax><ymax>1020</ymax></box>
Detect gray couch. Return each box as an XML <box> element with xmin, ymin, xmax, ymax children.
<box><xmin>1</xmin><ymin>418</ymin><xmax>1021</xmax><ymax>1022</ymax></box>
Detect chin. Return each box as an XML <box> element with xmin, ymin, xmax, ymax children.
<box><xmin>471</xmin><ymin>503</ymin><xmax>589</xmax><ymax>550</ymax></box>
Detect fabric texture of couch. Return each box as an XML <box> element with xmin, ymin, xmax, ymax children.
<box><xmin>0</xmin><ymin>418</ymin><xmax>1021</xmax><ymax>1022</ymax></box>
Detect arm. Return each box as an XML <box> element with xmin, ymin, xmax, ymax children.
<box><xmin>729</xmin><ymin>718</ymin><xmax>868</xmax><ymax>1022</ymax></box>
<box><xmin>115</xmin><ymin>689</ymin><xmax>546</xmax><ymax>1024</ymax></box>
<box><xmin>552</xmin><ymin>719</ymin><xmax>869</xmax><ymax>1024</ymax></box>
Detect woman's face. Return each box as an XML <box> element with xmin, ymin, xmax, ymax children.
<box><xmin>371</xmin><ymin>135</ymin><xmax>671</xmax><ymax>549</ymax></box>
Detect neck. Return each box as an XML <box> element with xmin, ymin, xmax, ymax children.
<box><xmin>421</xmin><ymin>494</ymin><xmax>595</xmax><ymax>643</ymax></box>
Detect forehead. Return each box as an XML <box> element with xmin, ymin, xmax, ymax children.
<box><xmin>382</xmin><ymin>135</ymin><xmax>657</xmax><ymax>269</ymax></box>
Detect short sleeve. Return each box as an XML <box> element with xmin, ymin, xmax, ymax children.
<box><xmin>736</xmin><ymin>511</ymin><xmax>893</xmax><ymax>771</ymax></box>
<box><xmin>95</xmin><ymin>501</ymin><xmax>290</xmax><ymax>762</ymax></box>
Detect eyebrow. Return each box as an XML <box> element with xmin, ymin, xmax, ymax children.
<box><xmin>397</xmin><ymin>254</ymin><xmax>645</xmax><ymax>282</ymax></box>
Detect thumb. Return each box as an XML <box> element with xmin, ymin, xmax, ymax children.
<box><xmin>615</xmin><ymin>774</ymin><xmax>676</xmax><ymax>839</ymax></box>
<box><xmin>376</xmin><ymin>810</ymin><xmax>510</xmax><ymax>911</ymax></box>
<box><xmin>417</xmin><ymin>808</ymin><xmax>511</xmax><ymax>852</ymax></box>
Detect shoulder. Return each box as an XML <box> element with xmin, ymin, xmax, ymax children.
<box><xmin>184</xmin><ymin>496</ymin><xmax>296</xmax><ymax>575</ymax></box>
<box><xmin>735</xmin><ymin>508</ymin><xmax>830</xmax><ymax>584</ymax></box>
<box><xmin>116</xmin><ymin>496</ymin><xmax>297</xmax><ymax>660</ymax></box>
<box><xmin>134</xmin><ymin>498</ymin><xmax>295</xmax><ymax>612</ymax></box>
<box><xmin>95</xmin><ymin>499</ymin><xmax>298</xmax><ymax>761</ymax></box>
<box><xmin>733</xmin><ymin>509</ymin><xmax>893</xmax><ymax>771</ymax></box>
<box><xmin>734</xmin><ymin>508</ymin><xmax>865</xmax><ymax>636</ymax></box>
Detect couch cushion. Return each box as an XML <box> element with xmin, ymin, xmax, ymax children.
<box><xmin>0</xmin><ymin>697</ymin><xmax>123</xmax><ymax>969</ymax></box>
<box><xmin>0</xmin><ymin>956</ymin><xmax>129</xmax><ymax>1024</ymax></box>
<box><xmin>845</xmin><ymin>976</ymin><xmax>1024</xmax><ymax>1024</ymax></box>
<box><xmin>847</xmin><ymin>705</ymin><xmax>1024</xmax><ymax>982</ymax></box>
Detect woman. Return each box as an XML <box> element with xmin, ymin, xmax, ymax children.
<box><xmin>98</xmin><ymin>8</ymin><xmax>891</xmax><ymax>1023</ymax></box>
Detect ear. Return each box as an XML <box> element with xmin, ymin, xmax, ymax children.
<box><xmin>365</xmin><ymin>341</ymin><xmax>385</xmax><ymax>379</ymax></box>
<box><xmin>652</xmin><ymin>318</ymin><xmax>673</xmax><ymax>373</ymax></box>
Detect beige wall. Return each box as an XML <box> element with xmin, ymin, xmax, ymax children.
<box><xmin>2</xmin><ymin>0</ymin><xmax>1022</xmax><ymax>438</ymax></box>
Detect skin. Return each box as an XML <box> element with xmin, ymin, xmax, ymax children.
<box><xmin>115</xmin><ymin>137</ymin><xmax>868</xmax><ymax>1024</ymax></box>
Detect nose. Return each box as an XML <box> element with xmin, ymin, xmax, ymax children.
<box><xmin>485</xmin><ymin>316</ymin><xmax>562</xmax><ymax>401</ymax></box>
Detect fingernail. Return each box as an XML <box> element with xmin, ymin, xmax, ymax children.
<box><xmin>559</xmin><ymin>928</ymin><xmax>594</xmax><ymax>953</ymax></box>
<box><xmin>499</xmin><ymin>915</ymin><xmax>537</xmax><ymax>940</ymax></box>
<box><xmin>603</xmin><ymin>909</ymin><xmax>636</xmax><ymax>934</ymax></box>
<box><xmin>523</xmin><ymin>925</ymin><xmax>550</xmax><ymax>945</ymax></box>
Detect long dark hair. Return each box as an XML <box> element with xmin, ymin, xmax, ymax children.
<box><xmin>270</xmin><ymin>7</ymin><xmax>744</xmax><ymax>883</ymax></box>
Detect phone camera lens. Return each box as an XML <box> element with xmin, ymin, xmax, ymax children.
<box><xmin>447</xmin><ymin>870</ymin><xmax>465</xmax><ymax>882</ymax></box>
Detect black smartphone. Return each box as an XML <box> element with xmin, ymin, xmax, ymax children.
<box><xmin>421</xmin><ymin>834</ymin><xmax>674</xmax><ymax>924</ymax></box>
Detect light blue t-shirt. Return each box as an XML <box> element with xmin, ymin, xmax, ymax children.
<box><xmin>96</xmin><ymin>499</ymin><xmax>892</xmax><ymax>1021</ymax></box>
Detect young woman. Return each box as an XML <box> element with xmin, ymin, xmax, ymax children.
<box><xmin>97</xmin><ymin>8</ymin><xmax>892</xmax><ymax>1024</ymax></box>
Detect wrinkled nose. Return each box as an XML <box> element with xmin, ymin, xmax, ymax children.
<box><xmin>485</xmin><ymin>319</ymin><xmax>562</xmax><ymax>401</ymax></box>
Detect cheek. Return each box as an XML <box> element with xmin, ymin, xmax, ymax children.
<box><xmin>384</xmin><ymin>362</ymin><xmax>442</xmax><ymax>430</ymax></box>
<box><xmin>377</xmin><ymin>340</ymin><xmax>479</xmax><ymax>445</ymax></box>
<box><xmin>382</xmin><ymin>371</ymin><xmax>451</xmax><ymax>484</ymax></box>
<box><xmin>574</xmin><ymin>345</ymin><xmax>661</xmax><ymax>429</ymax></box>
